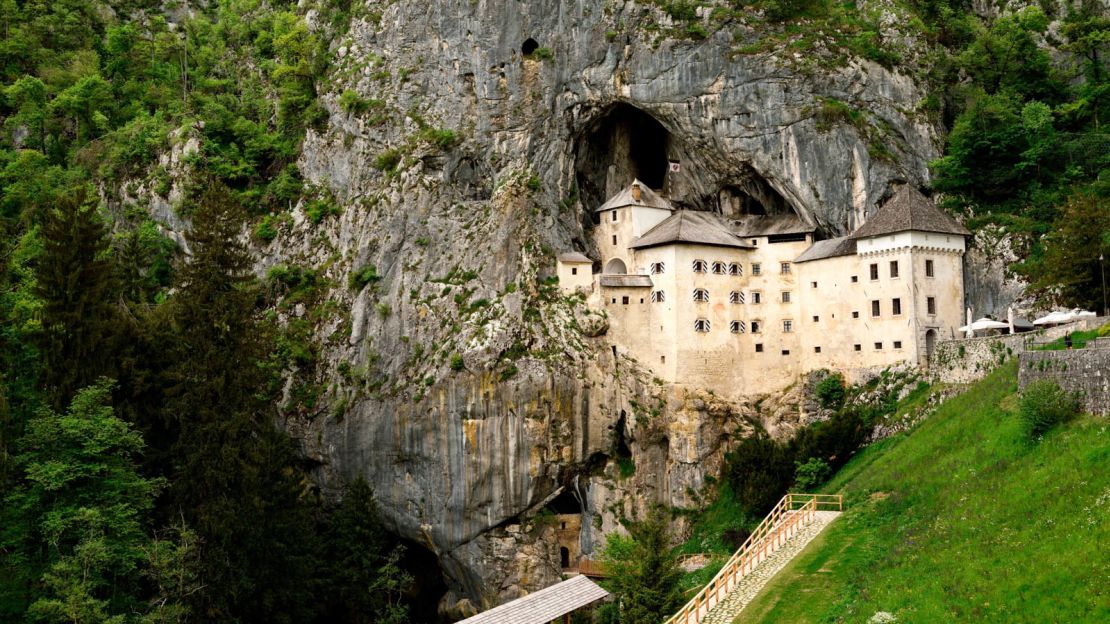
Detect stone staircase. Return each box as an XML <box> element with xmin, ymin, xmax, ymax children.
<box><xmin>664</xmin><ymin>494</ymin><xmax>843</xmax><ymax>624</ymax></box>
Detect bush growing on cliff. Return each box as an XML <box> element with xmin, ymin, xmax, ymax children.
<box><xmin>1018</xmin><ymin>379</ymin><xmax>1081</xmax><ymax>440</ymax></box>
<box><xmin>814</xmin><ymin>372</ymin><xmax>847</xmax><ymax>410</ymax></box>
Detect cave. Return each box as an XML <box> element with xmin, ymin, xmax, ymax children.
<box><xmin>396</xmin><ymin>537</ymin><xmax>449</xmax><ymax>624</ymax></box>
<box><xmin>575</xmin><ymin>103</ymin><xmax>673</xmax><ymax>214</ymax></box>
<box><xmin>546</xmin><ymin>488</ymin><xmax>584</xmax><ymax>571</ymax></box>
<box><xmin>521</xmin><ymin>37</ymin><xmax>539</xmax><ymax>56</ymax></box>
<box><xmin>716</xmin><ymin>174</ymin><xmax>792</xmax><ymax>219</ymax></box>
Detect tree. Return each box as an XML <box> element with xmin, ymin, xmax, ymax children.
<box><xmin>34</xmin><ymin>189</ymin><xmax>121</xmax><ymax>408</ymax></box>
<box><xmin>599</xmin><ymin>508</ymin><xmax>682</xmax><ymax>624</ymax></box>
<box><xmin>1034</xmin><ymin>191</ymin><xmax>1110</xmax><ymax>310</ymax></box>
<box><xmin>322</xmin><ymin>477</ymin><xmax>389</xmax><ymax>623</ymax></box>
<box><xmin>2</xmin><ymin>380</ymin><xmax>162</xmax><ymax>623</ymax></box>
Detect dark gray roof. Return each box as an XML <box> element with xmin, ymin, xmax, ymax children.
<box><xmin>630</xmin><ymin>211</ymin><xmax>754</xmax><ymax>250</ymax></box>
<box><xmin>557</xmin><ymin>252</ymin><xmax>593</xmax><ymax>263</ymax></box>
<box><xmin>456</xmin><ymin>575</ymin><xmax>609</xmax><ymax>624</ymax></box>
<box><xmin>596</xmin><ymin>179</ymin><xmax>672</xmax><ymax>212</ymax></box>
<box><xmin>731</xmin><ymin>214</ymin><xmax>815</xmax><ymax>237</ymax></box>
<box><xmin>794</xmin><ymin>236</ymin><xmax>857</xmax><ymax>263</ymax></box>
<box><xmin>852</xmin><ymin>186</ymin><xmax>971</xmax><ymax>239</ymax></box>
<box><xmin>600</xmin><ymin>275</ymin><xmax>653</xmax><ymax>288</ymax></box>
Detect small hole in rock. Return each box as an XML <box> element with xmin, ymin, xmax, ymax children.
<box><xmin>522</xmin><ymin>38</ymin><xmax>539</xmax><ymax>56</ymax></box>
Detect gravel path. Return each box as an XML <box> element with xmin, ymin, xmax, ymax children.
<box><xmin>701</xmin><ymin>510</ymin><xmax>841</xmax><ymax>624</ymax></box>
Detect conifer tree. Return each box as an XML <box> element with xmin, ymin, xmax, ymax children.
<box><xmin>599</xmin><ymin>507</ymin><xmax>682</xmax><ymax>624</ymax></box>
<box><xmin>322</xmin><ymin>477</ymin><xmax>390</xmax><ymax>623</ymax></box>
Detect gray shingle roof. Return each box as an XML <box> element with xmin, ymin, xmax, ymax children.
<box><xmin>558</xmin><ymin>252</ymin><xmax>593</xmax><ymax>263</ymax></box>
<box><xmin>731</xmin><ymin>214</ymin><xmax>815</xmax><ymax>237</ymax></box>
<box><xmin>851</xmin><ymin>186</ymin><xmax>970</xmax><ymax>239</ymax></box>
<box><xmin>596</xmin><ymin>179</ymin><xmax>672</xmax><ymax>212</ymax></box>
<box><xmin>794</xmin><ymin>236</ymin><xmax>857</xmax><ymax>263</ymax></box>
<box><xmin>630</xmin><ymin>211</ymin><xmax>754</xmax><ymax>250</ymax></box>
<box><xmin>600</xmin><ymin>275</ymin><xmax>653</xmax><ymax>288</ymax></box>
<box><xmin>456</xmin><ymin>575</ymin><xmax>609</xmax><ymax>624</ymax></box>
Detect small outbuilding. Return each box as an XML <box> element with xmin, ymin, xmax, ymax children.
<box><xmin>557</xmin><ymin>252</ymin><xmax>594</xmax><ymax>293</ymax></box>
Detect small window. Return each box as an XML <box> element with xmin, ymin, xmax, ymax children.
<box><xmin>752</xmin><ymin>292</ymin><xmax>762</xmax><ymax>304</ymax></box>
<box><xmin>814</xmin><ymin>346</ymin><xmax>822</xmax><ymax>353</ymax></box>
<box><xmin>621</xmin><ymin>296</ymin><xmax>629</xmax><ymax>305</ymax></box>
<box><xmin>892</xmin><ymin>298</ymin><xmax>902</xmax><ymax>315</ymax></box>
<box><xmin>612</xmin><ymin>211</ymin><xmax>618</xmax><ymax>222</ymax></box>
<box><xmin>783</xmin><ymin>320</ymin><xmax>793</xmax><ymax>333</ymax></box>
<box><xmin>752</xmin><ymin>263</ymin><xmax>762</xmax><ymax>276</ymax></box>
<box><xmin>812</xmin><ymin>315</ymin><xmax>819</xmax><ymax>322</ymax></box>
<box><xmin>571</xmin><ymin>267</ymin><xmax>578</xmax><ymax>275</ymax></box>
<box><xmin>651</xmin><ymin>290</ymin><xmax>665</xmax><ymax>303</ymax></box>
<box><xmin>751</xmin><ymin>239</ymin><xmax>758</xmax><ymax>245</ymax></box>
<box><xmin>661</xmin><ymin>355</ymin><xmax>666</xmax><ymax>363</ymax></box>
<box><xmin>871</xmin><ymin>300</ymin><xmax>881</xmax><ymax>317</ymax></box>
<box><xmin>693</xmin><ymin>288</ymin><xmax>710</xmax><ymax>303</ymax></box>
<box><xmin>694</xmin><ymin>318</ymin><xmax>711</xmax><ymax>333</ymax></box>
<box><xmin>851</xmin><ymin>275</ymin><xmax>859</xmax><ymax>283</ymax></box>
<box><xmin>755</xmin><ymin>343</ymin><xmax>764</xmax><ymax>352</ymax></box>
<box><xmin>926</xmin><ymin>259</ymin><xmax>935</xmax><ymax>278</ymax></box>
<box><xmin>874</xmin><ymin>342</ymin><xmax>883</xmax><ymax>350</ymax></box>
<box><xmin>650</xmin><ymin>262</ymin><xmax>665</xmax><ymax>275</ymax></box>
<box><xmin>781</xmin><ymin>291</ymin><xmax>791</xmax><ymax>303</ymax></box>
<box><xmin>730</xmin><ymin>320</ymin><xmax>746</xmax><ymax>334</ymax></box>
<box><xmin>890</xmin><ymin>260</ymin><xmax>900</xmax><ymax>278</ymax></box>
<box><xmin>854</xmin><ymin>343</ymin><xmax>861</xmax><ymax>351</ymax></box>
<box><xmin>894</xmin><ymin>340</ymin><xmax>903</xmax><ymax>349</ymax></box>
<box><xmin>927</xmin><ymin>296</ymin><xmax>936</xmax><ymax>315</ymax></box>
<box><xmin>729</xmin><ymin>291</ymin><xmax>745</xmax><ymax>304</ymax></box>
<box><xmin>869</xmin><ymin>263</ymin><xmax>879</xmax><ymax>280</ymax></box>
<box><xmin>780</xmin><ymin>262</ymin><xmax>792</xmax><ymax>275</ymax></box>
<box><xmin>639</xmin><ymin>298</ymin><xmax>644</xmax><ymax>304</ymax></box>
<box><xmin>729</xmin><ymin>263</ymin><xmax>743</xmax><ymax>276</ymax></box>
<box><xmin>712</xmin><ymin>261</ymin><xmax>726</xmax><ymax>275</ymax></box>
<box><xmin>852</xmin><ymin>311</ymin><xmax>860</xmax><ymax>319</ymax></box>
<box><xmin>751</xmin><ymin>321</ymin><xmax>762</xmax><ymax>334</ymax></box>
<box><xmin>612</xmin><ymin>235</ymin><xmax>617</xmax><ymax>245</ymax></box>
<box><xmin>811</xmin><ymin>281</ymin><xmax>817</xmax><ymax>288</ymax></box>
<box><xmin>781</xmin><ymin>349</ymin><xmax>790</xmax><ymax>355</ymax></box>
<box><xmin>611</xmin><ymin>298</ymin><xmax>616</xmax><ymax>304</ymax></box>
<box><xmin>693</xmin><ymin>259</ymin><xmax>708</xmax><ymax>273</ymax></box>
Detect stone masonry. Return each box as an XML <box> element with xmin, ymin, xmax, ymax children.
<box><xmin>1018</xmin><ymin>342</ymin><xmax>1110</xmax><ymax>416</ymax></box>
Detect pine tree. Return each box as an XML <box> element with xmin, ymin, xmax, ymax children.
<box><xmin>599</xmin><ymin>507</ymin><xmax>683</xmax><ymax>624</ymax></box>
<box><xmin>322</xmin><ymin>477</ymin><xmax>391</xmax><ymax>623</ymax></box>
<box><xmin>34</xmin><ymin>189</ymin><xmax>121</xmax><ymax>408</ymax></box>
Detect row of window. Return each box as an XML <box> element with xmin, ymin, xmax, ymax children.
<box><xmin>864</xmin><ymin>259</ymin><xmax>937</xmax><ymax>281</ymax></box>
<box><xmin>650</xmin><ymin>261</ymin><xmax>792</xmax><ymax>276</ymax></box>
<box><xmin>636</xmin><ymin>291</ymin><xmax>939</xmax><ymax>316</ymax></box>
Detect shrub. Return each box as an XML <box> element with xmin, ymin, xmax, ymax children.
<box><xmin>1018</xmin><ymin>379</ymin><xmax>1081</xmax><ymax>440</ymax></box>
<box><xmin>375</xmin><ymin>302</ymin><xmax>391</xmax><ymax>318</ymax></box>
<box><xmin>420</xmin><ymin>128</ymin><xmax>460</xmax><ymax>150</ymax></box>
<box><xmin>794</xmin><ymin>457</ymin><xmax>831</xmax><ymax>491</ymax></box>
<box><xmin>1097</xmin><ymin>322</ymin><xmax>1110</xmax><ymax>338</ymax></box>
<box><xmin>254</xmin><ymin>214</ymin><xmax>278</xmax><ymax>241</ymax></box>
<box><xmin>449</xmin><ymin>354</ymin><xmax>464</xmax><ymax>371</ymax></box>
<box><xmin>349</xmin><ymin>264</ymin><xmax>381</xmax><ymax>290</ymax></box>
<box><xmin>814</xmin><ymin>372</ymin><xmax>846</xmax><ymax>410</ymax></box>
<box><xmin>305</xmin><ymin>198</ymin><xmax>340</xmax><ymax>224</ymax></box>
<box><xmin>374</xmin><ymin>148</ymin><xmax>402</xmax><ymax>172</ymax></box>
<box><xmin>532</xmin><ymin>46</ymin><xmax>554</xmax><ymax>61</ymax></box>
<box><xmin>725</xmin><ymin>432</ymin><xmax>795</xmax><ymax>515</ymax></box>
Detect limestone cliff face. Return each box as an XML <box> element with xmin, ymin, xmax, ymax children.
<box><xmin>256</xmin><ymin>0</ymin><xmax>953</xmax><ymax>613</ymax></box>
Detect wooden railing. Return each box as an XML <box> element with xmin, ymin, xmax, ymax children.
<box><xmin>577</xmin><ymin>558</ymin><xmax>608</xmax><ymax>578</ymax></box>
<box><xmin>662</xmin><ymin>493</ymin><xmax>842</xmax><ymax>624</ymax></box>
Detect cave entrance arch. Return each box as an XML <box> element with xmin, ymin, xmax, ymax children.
<box><xmin>547</xmin><ymin>488</ymin><xmax>583</xmax><ymax>571</ymax></box>
<box><xmin>575</xmin><ymin>103</ymin><xmax>673</xmax><ymax>214</ymax></box>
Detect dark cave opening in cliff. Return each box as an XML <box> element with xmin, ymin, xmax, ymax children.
<box><xmin>575</xmin><ymin>103</ymin><xmax>673</xmax><ymax>215</ymax></box>
<box><xmin>546</xmin><ymin>488</ymin><xmax>583</xmax><ymax>514</ymax></box>
<box><xmin>716</xmin><ymin>175</ymin><xmax>793</xmax><ymax>219</ymax></box>
<box><xmin>395</xmin><ymin>536</ymin><xmax>449</xmax><ymax>623</ymax></box>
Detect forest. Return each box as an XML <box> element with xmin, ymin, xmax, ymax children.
<box><xmin>0</xmin><ymin>0</ymin><xmax>1107</xmax><ymax>622</ymax></box>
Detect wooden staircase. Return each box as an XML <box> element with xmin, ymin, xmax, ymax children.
<box><xmin>663</xmin><ymin>493</ymin><xmax>843</xmax><ymax>624</ymax></box>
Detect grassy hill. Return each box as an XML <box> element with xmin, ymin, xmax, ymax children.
<box><xmin>740</xmin><ymin>361</ymin><xmax>1110</xmax><ymax>623</ymax></box>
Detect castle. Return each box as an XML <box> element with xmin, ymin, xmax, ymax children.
<box><xmin>557</xmin><ymin>180</ymin><xmax>970</xmax><ymax>397</ymax></box>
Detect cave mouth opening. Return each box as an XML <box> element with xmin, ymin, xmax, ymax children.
<box><xmin>716</xmin><ymin>173</ymin><xmax>793</xmax><ymax>219</ymax></box>
<box><xmin>395</xmin><ymin>535</ymin><xmax>449</xmax><ymax>624</ymax></box>
<box><xmin>575</xmin><ymin>103</ymin><xmax>672</xmax><ymax>214</ymax></box>
<box><xmin>546</xmin><ymin>487</ymin><xmax>583</xmax><ymax>515</ymax></box>
<box><xmin>521</xmin><ymin>37</ymin><xmax>539</xmax><ymax>56</ymax></box>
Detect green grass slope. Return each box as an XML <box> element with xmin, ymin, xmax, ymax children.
<box><xmin>740</xmin><ymin>361</ymin><xmax>1110</xmax><ymax>623</ymax></box>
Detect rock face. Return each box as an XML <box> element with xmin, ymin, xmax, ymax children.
<box><xmin>260</xmin><ymin>0</ymin><xmax>959</xmax><ymax>611</ymax></box>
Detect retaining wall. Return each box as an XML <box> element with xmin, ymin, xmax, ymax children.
<box><xmin>1018</xmin><ymin>341</ymin><xmax>1110</xmax><ymax>416</ymax></box>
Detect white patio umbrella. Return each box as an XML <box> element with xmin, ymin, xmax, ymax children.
<box><xmin>958</xmin><ymin>317</ymin><xmax>1011</xmax><ymax>334</ymax></box>
<box><xmin>1032</xmin><ymin>311</ymin><xmax>1071</xmax><ymax>326</ymax></box>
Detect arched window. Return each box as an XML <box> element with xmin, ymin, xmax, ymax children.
<box><xmin>650</xmin><ymin>262</ymin><xmax>665</xmax><ymax>275</ymax></box>
<box><xmin>711</xmin><ymin>261</ymin><xmax>726</xmax><ymax>274</ymax></box>
<box><xmin>729</xmin><ymin>263</ymin><xmax>742</xmax><ymax>276</ymax></box>
<box><xmin>650</xmin><ymin>290</ymin><xmax>665</xmax><ymax>303</ymax></box>
<box><xmin>693</xmin><ymin>288</ymin><xmax>710</xmax><ymax>303</ymax></box>
<box><xmin>604</xmin><ymin>258</ymin><xmax>627</xmax><ymax>274</ymax></box>
<box><xmin>692</xmin><ymin>259</ymin><xmax>708</xmax><ymax>273</ymax></box>
<box><xmin>730</xmin><ymin>320</ymin><xmax>746</xmax><ymax>334</ymax></box>
<box><xmin>729</xmin><ymin>291</ymin><xmax>745</xmax><ymax>304</ymax></box>
<box><xmin>694</xmin><ymin>318</ymin><xmax>711</xmax><ymax>333</ymax></box>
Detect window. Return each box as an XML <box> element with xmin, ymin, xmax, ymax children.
<box><xmin>729</xmin><ymin>263</ymin><xmax>742</xmax><ymax>276</ymax></box>
<box><xmin>730</xmin><ymin>320</ymin><xmax>746</xmax><ymax>333</ymax></box>
<box><xmin>752</xmin><ymin>263</ymin><xmax>762</xmax><ymax>276</ymax></box>
<box><xmin>694</xmin><ymin>318</ymin><xmax>711</xmax><ymax>333</ymax></box>
<box><xmin>780</xmin><ymin>262</ymin><xmax>792</xmax><ymax>275</ymax></box>
<box><xmin>621</xmin><ymin>296</ymin><xmax>629</xmax><ymax>305</ymax></box>
<box><xmin>851</xmin><ymin>275</ymin><xmax>859</xmax><ymax>283</ymax></box>
<box><xmin>640</xmin><ymin>298</ymin><xmax>644</xmax><ymax>304</ymax></box>
<box><xmin>871</xmin><ymin>300</ymin><xmax>881</xmax><ymax>317</ymax></box>
<box><xmin>650</xmin><ymin>262</ymin><xmax>665</xmax><ymax>275</ymax></box>
<box><xmin>729</xmin><ymin>291</ymin><xmax>745</xmax><ymax>304</ymax></box>
<box><xmin>751</xmin><ymin>321</ymin><xmax>762</xmax><ymax>334</ymax></box>
<box><xmin>781</xmin><ymin>349</ymin><xmax>790</xmax><ymax>356</ymax></box>
<box><xmin>926</xmin><ymin>259</ymin><xmax>935</xmax><ymax>277</ymax></box>
<box><xmin>571</xmin><ymin>267</ymin><xmax>578</xmax><ymax>275</ymax></box>
<box><xmin>712</xmin><ymin>261</ymin><xmax>726</xmax><ymax>274</ymax></box>
<box><xmin>874</xmin><ymin>342</ymin><xmax>883</xmax><ymax>350</ymax></box>
<box><xmin>783</xmin><ymin>320</ymin><xmax>793</xmax><ymax>333</ymax></box>
<box><xmin>693</xmin><ymin>288</ymin><xmax>710</xmax><ymax>302</ymax></box>
<box><xmin>894</xmin><ymin>340</ymin><xmax>903</xmax><ymax>349</ymax></box>
<box><xmin>611</xmin><ymin>298</ymin><xmax>616</xmax><ymax>304</ymax></box>
<box><xmin>890</xmin><ymin>260</ymin><xmax>900</xmax><ymax>278</ymax></box>
<box><xmin>854</xmin><ymin>344</ymin><xmax>861</xmax><ymax>351</ymax></box>
<box><xmin>927</xmin><ymin>296</ymin><xmax>936</xmax><ymax>315</ymax></box>
<box><xmin>814</xmin><ymin>346</ymin><xmax>822</xmax><ymax>353</ymax></box>
<box><xmin>781</xmin><ymin>291</ymin><xmax>792</xmax><ymax>303</ymax></box>
<box><xmin>612</xmin><ymin>235</ymin><xmax>617</xmax><ymax>245</ymax></box>
<box><xmin>651</xmin><ymin>290</ymin><xmax>665</xmax><ymax>303</ymax></box>
<box><xmin>612</xmin><ymin>211</ymin><xmax>618</xmax><ymax>222</ymax></box>
<box><xmin>755</xmin><ymin>343</ymin><xmax>764</xmax><ymax>352</ymax></box>
<box><xmin>813</xmin><ymin>315</ymin><xmax>819</xmax><ymax>322</ymax></box>
<box><xmin>870</xmin><ymin>263</ymin><xmax>879</xmax><ymax>280</ymax></box>
<box><xmin>661</xmin><ymin>355</ymin><xmax>666</xmax><ymax>363</ymax></box>
<box><xmin>752</xmin><ymin>292</ymin><xmax>762</xmax><ymax>304</ymax></box>
<box><xmin>811</xmin><ymin>281</ymin><xmax>818</xmax><ymax>288</ymax></box>
<box><xmin>892</xmin><ymin>298</ymin><xmax>902</xmax><ymax>315</ymax></box>
<box><xmin>852</xmin><ymin>311</ymin><xmax>860</xmax><ymax>319</ymax></box>
<box><xmin>693</xmin><ymin>259</ymin><xmax>708</xmax><ymax>273</ymax></box>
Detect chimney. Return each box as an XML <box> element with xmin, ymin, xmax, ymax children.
<box><xmin>631</xmin><ymin>183</ymin><xmax>642</xmax><ymax>202</ymax></box>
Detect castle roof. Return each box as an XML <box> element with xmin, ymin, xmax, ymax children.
<box><xmin>557</xmin><ymin>251</ymin><xmax>593</xmax><ymax>264</ymax></box>
<box><xmin>595</xmin><ymin>179</ymin><xmax>673</xmax><ymax>212</ymax></box>
<box><xmin>731</xmin><ymin>214</ymin><xmax>815</xmax><ymax>237</ymax></box>
<box><xmin>630</xmin><ymin>210</ymin><xmax>754</xmax><ymax>250</ymax></box>
<box><xmin>599</xmin><ymin>275</ymin><xmax>653</xmax><ymax>288</ymax></box>
<box><xmin>851</xmin><ymin>185</ymin><xmax>970</xmax><ymax>239</ymax></box>
<box><xmin>794</xmin><ymin>236</ymin><xmax>857</xmax><ymax>263</ymax></box>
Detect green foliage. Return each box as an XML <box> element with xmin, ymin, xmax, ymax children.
<box><xmin>725</xmin><ymin>432</ymin><xmax>795</xmax><ymax>514</ymax></box>
<box><xmin>617</xmin><ymin>455</ymin><xmax>636</xmax><ymax>479</ymax></box>
<box><xmin>814</xmin><ymin>372</ymin><xmax>846</xmax><ymax>410</ymax></box>
<box><xmin>374</xmin><ymin>149</ymin><xmax>402</xmax><ymax>173</ymax></box>
<box><xmin>598</xmin><ymin>508</ymin><xmax>683</xmax><ymax>624</ymax></box>
<box><xmin>349</xmin><ymin>264</ymin><xmax>382</xmax><ymax>291</ymax></box>
<box><xmin>793</xmin><ymin>457</ymin><xmax>831</xmax><ymax>491</ymax></box>
<box><xmin>1018</xmin><ymin>379</ymin><xmax>1081</xmax><ymax>440</ymax></box>
<box><xmin>420</xmin><ymin>127</ymin><xmax>460</xmax><ymax>150</ymax></box>
<box><xmin>255</xmin><ymin>214</ymin><xmax>280</xmax><ymax>242</ymax></box>
<box><xmin>449</xmin><ymin>354</ymin><xmax>465</xmax><ymax>371</ymax></box>
<box><xmin>305</xmin><ymin>196</ymin><xmax>341</xmax><ymax>224</ymax></box>
<box><xmin>1033</xmin><ymin>191</ymin><xmax>1110</xmax><ymax>310</ymax></box>
<box><xmin>532</xmin><ymin>47</ymin><xmax>555</xmax><ymax>61</ymax></box>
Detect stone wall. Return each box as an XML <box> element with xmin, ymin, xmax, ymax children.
<box><xmin>1018</xmin><ymin>341</ymin><xmax>1110</xmax><ymax>416</ymax></box>
<box><xmin>929</xmin><ymin>319</ymin><xmax>1103</xmax><ymax>384</ymax></box>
